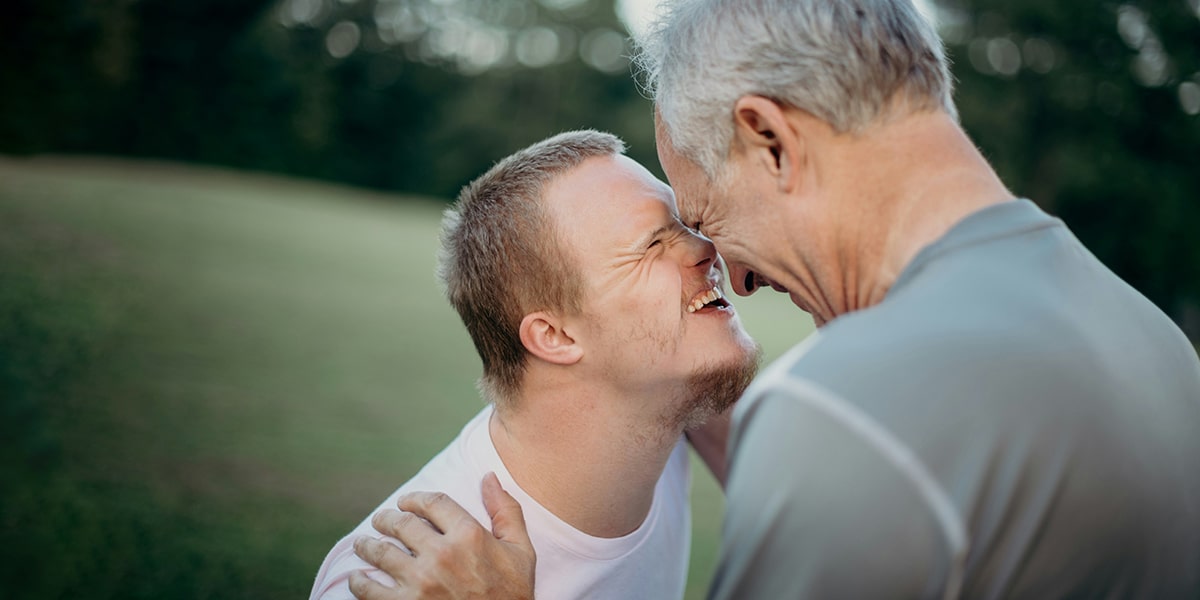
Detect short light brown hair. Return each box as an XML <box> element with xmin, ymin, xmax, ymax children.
<box><xmin>438</xmin><ymin>130</ymin><xmax>626</xmax><ymax>407</ymax></box>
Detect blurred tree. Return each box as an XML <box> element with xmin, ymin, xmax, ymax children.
<box><xmin>0</xmin><ymin>0</ymin><xmax>1196</xmax><ymax>339</ymax></box>
<box><xmin>0</xmin><ymin>0</ymin><xmax>658</xmax><ymax>195</ymax></box>
<box><xmin>106</xmin><ymin>0</ymin><xmax>290</xmax><ymax>162</ymax></box>
<box><xmin>286</xmin><ymin>0</ymin><xmax>660</xmax><ymax>195</ymax></box>
<box><xmin>940</xmin><ymin>0</ymin><xmax>1200</xmax><ymax>338</ymax></box>
<box><xmin>0</xmin><ymin>0</ymin><xmax>136</xmax><ymax>152</ymax></box>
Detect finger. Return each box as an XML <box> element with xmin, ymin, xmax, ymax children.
<box><xmin>482</xmin><ymin>472</ymin><xmax>533</xmax><ymax>548</ymax></box>
<box><xmin>396</xmin><ymin>491</ymin><xmax>479</xmax><ymax>537</ymax></box>
<box><xmin>353</xmin><ymin>536</ymin><xmax>413</xmax><ymax>579</ymax></box>
<box><xmin>348</xmin><ymin>570</ymin><xmax>399</xmax><ymax>600</ymax></box>
<box><xmin>370</xmin><ymin>509</ymin><xmax>441</xmax><ymax>556</ymax></box>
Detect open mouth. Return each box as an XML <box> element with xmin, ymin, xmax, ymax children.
<box><xmin>747</xmin><ymin>270</ymin><xmax>789</xmax><ymax>295</ymax></box>
<box><xmin>686</xmin><ymin>285</ymin><xmax>731</xmax><ymax>313</ymax></box>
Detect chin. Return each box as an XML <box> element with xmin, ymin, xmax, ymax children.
<box><xmin>670</xmin><ymin>342</ymin><xmax>762</xmax><ymax>431</ymax></box>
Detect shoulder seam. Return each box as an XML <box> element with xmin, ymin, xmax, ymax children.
<box><xmin>771</xmin><ymin>375</ymin><xmax>968</xmax><ymax>600</ymax></box>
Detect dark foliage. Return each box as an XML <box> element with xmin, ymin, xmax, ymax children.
<box><xmin>0</xmin><ymin>0</ymin><xmax>1196</xmax><ymax>335</ymax></box>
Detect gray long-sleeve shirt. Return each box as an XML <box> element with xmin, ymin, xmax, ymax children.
<box><xmin>713</xmin><ymin>200</ymin><xmax>1200</xmax><ymax>599</ymax></box>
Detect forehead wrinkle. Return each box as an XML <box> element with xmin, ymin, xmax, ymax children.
<box><xmin>663</xmin><ymin>169</ymin><xmax>710</xmax><ymax>229</ymax></box>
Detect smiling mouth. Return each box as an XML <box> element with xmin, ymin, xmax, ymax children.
<box><xmin>687</xmin><ymin>286</ymin><xmax>731</xmax><ymax>313</ymax></box>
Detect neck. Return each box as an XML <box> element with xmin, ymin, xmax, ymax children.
<box><xmin>798</xmin><ymin>110</ymin><xmax>1014</xmax><ymax>321</ymax></box>
<box><xmin>488</xmin><ymin>379</ymin><xmax>682</xmax><ymax>538</ymax></box>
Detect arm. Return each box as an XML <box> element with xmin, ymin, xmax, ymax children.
<box><xmin>350</xmin><ymin>473</ymin><xmax>536</xmax><ymax>600</ymax></box>
<box><xmin>710</xmin><ymin>384</ymin><xmax>965</xmax><ymax>599</ymax></box>
<box><xmin>685</xmin><ymin>407</ymin><xmax>732</xmax><ymax>487</ymax></box>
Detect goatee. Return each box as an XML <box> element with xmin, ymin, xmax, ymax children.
<box><xmin>667</xmin><ymin>343</ymin><xmax>762</xmax><ymax>432</ymax></box>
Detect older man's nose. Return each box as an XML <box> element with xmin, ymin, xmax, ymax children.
<box><xmin>729</xmin><ymin>264</ymin><xmax>761</xmax><ymax>296</ymax></box>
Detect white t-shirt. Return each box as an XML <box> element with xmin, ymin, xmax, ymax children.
<box><xmin>310</xmin><ymin>405</ymin><xmax>693</xmax><ymax>600</ymax></box>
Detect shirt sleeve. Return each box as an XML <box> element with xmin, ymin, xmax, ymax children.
<box><xmin>709</xmin><ymin>380</ymin><xmax>964</xmax><ymax>600</ymax></box>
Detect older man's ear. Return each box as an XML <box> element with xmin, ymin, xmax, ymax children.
<box><xmin>731</xmin><ymin>95</ymin><xmax>809</xmax><ymax>195</ymax></box>
<box><xmin>519</xmin><ymin>312</ymin><xmax>583</xmax><ymax>366</ymax></box>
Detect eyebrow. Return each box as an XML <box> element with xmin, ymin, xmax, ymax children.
<box><xmin>636</xmin><ymin>224</ymin><xmax>672</xmax><ymax>249</ymax></box>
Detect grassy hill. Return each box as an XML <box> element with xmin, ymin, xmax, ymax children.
<box><xmin>0</xmin><ymin>156</ymin><xmax>814</xmax><ymax>599</ymax></box>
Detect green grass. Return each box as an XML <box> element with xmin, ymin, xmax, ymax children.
<box><xmin>0</xmin><ymin>155</ymin><xmax>814</xmax><ymax>599</ymax></box>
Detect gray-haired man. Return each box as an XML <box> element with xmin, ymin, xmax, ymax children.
<box><xmin>353</xmin><ymin>1</ymin><xmax>1200</xmax><ymax>598</ymax></box>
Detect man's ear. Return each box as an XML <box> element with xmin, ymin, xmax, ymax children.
<box><xmin>519</xmin><ymin>311</ymin><xmax>582</xmax><ymax>366</ymax></box>
<box><xmin>731</xmin><ymin>95</ymin><xmax>805</xmax><ymax>193</ymax></box>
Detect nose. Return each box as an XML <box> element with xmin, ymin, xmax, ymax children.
<box><xmin>680</xmin><ymin>230</ymin><xmax>717</xmax><ymax>271</ymax></box>
<box><xmin>728</xmin><ymin>263</ymin><xmax>761</xmax><ymax>296</ymax></box>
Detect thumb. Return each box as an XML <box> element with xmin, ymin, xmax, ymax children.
<box><xmin>482</xmin><ymin>472</ymin><xmax>532</xmax><ymax>547</ymax></box>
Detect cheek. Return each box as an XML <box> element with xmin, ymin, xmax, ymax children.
<box><xmin>636</xmin><ymin>285</ymin><xmax>680</xmax><ymax>321</ymax></box>
<box><xmin>604</xmin><ymin>285</ymin><xmax>677</xmax><ymax>334</ymax></box>
<box><xmin>634</xmin><ymin>278</ymin><xmax>685</xmax><ymax>334</ymax></box>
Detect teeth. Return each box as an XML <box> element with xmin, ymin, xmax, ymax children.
<box><xmin>686</xmin><ymin>286</ymin><xmax>725</xmax><ymax>313</ymax></box>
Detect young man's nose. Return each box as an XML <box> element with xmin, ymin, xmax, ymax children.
<box><xmin>680</xmin><ymin>232</ymin><xmax>717</xmax><ymax>270</ymax></box>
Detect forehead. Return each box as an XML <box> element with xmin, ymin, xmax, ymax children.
<box><xmin>653</xmin><ymin>120</ymin><xmax>712</xmax><ymax>226</ymax></box>
<box><xmin>543</xmin><ymin>154</ymin><xmax>677</xmax><ymax>253</ymax></box>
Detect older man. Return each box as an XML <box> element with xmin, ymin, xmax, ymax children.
<box><xmin>311</xmin><ymin>130</ymin><xmax>758</xmax><ymax>599</ymax></box>
<box><xmin>352</xmin><ymin>1</ymin><xmax>1200</xmax><ymax>598</ymax></box>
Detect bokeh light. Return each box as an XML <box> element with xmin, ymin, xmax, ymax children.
<box><xmin>515</xmin><ymin>26</ymin><xmax>561</xmax><ymax>67</ymax></box>
<box><xmin>581</xmin><ymin>27</ymin><xmax>629</xmax><ymax>73</ymax></box>
<box><xmin>326</xmin><ymin>21</ymin><xmax>362</xmax><ymax>58</ymax></box>
<box><xmin>280</xmin><ymin>0</ymin><xmax>326</xmax><ymax>27</ymax></box>
<box><xmin>1180</xmin><ymin>81</ymin><xmax>1200</xmax><ymax>116</ymax></box>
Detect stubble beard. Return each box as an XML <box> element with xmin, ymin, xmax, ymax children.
<box><xmin>662</xmin><ymin>341</ymin><xmax>762</xmax><ymax>433</ymax></box>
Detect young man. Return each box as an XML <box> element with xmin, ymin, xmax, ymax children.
<box><xmin>353</xmin><ymin>1</ymin><xmax>1200</xmax><ymax>598</ymax></box>
<box><xmin>310</xmin><ymin>130</ymin><xmax>759</xmax><ymax>599</ymax></box>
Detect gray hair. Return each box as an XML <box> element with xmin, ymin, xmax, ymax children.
<box><xmin>634</xmin><ymin>0</ymin><xmax>956</xmax><ymax>177</ymax></box>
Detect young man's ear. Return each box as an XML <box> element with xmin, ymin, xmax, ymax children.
<box><xmin>731</xmin><ymin>95</ymin><xmax>805</xmax><ymax>193</ymax></box>
<box><xmin>519</xmin><ymin>312</ymin><xmax>582</xmax><ymax>365</ymax></box>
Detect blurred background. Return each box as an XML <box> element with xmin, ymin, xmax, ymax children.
<box><xmin>1</xmin><ymin>0</ymin><xmax>1197</xmax><ymax>598</ymax></box>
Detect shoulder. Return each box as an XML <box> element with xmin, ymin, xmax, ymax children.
<box><xmin>732</xmin><ymin>378</ymin><xmax>963</xmax><ymax>539</ymax></box>
<box><xmin>309</xmin><ymin>536</ymin><xmax>400</xmax><ymax>600</ymax></box>
<box><xmin>309</xmin><ymin>410</ymin><xmax>496</xmax><ymax>599</ymax></box>
<box><xmin>717</xmin><ymin>382</ymin><xmax>966</xmax><ymax>599</ymax></box>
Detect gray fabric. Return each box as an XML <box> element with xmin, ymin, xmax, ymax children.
<box><xmin>712</xmin><ymin>200</ymin><xmax>1200</xmax><ymax>599</ymax></box>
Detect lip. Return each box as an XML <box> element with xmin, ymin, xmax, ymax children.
<box><xmin>697</xmin><ymin>302</ymin><xmax>734</xmax><ymax>315</ymax></box>
<box><xmin>751</xmin><ymin>273</ymin><xmax>788</xmax><ymax>294</ymax></box>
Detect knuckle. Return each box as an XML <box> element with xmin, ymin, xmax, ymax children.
<box><xmin>347</xmin><ymin>573</ymin><xmax>364</xmax><ymax>594</ymax></box>
<box><xmin>509</xmin><ymin>500</ymin><xmax>527</xmax><ymax>520</ymax></box>
<box><xmin>422</xmin><ymin>491</ymin><xmax>450</xmax><ymax>510</ymax></box>
<box><xmin>358</xmin><ymin>540</ymin><xmax>387</xmax><ymax>566</ymax></box>
<box><xmin>378</xmin><ymin>508</ymin><xmax>410</xmax><ymax>534</ymax></box>
<box><xmin>356</xmin><ymin>537</ymin><xmax>378</xmax><ymax>557</ymax></box>
<box><xmin>394</xmin><ymin>511</ymin><xmax>416</xmax><ymax>528</ymax></box>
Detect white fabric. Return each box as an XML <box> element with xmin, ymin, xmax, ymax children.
<box><xmin>310</xmin><ymin>405</ymin><xmax>692</xmax><ymax>600</ymax></box>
